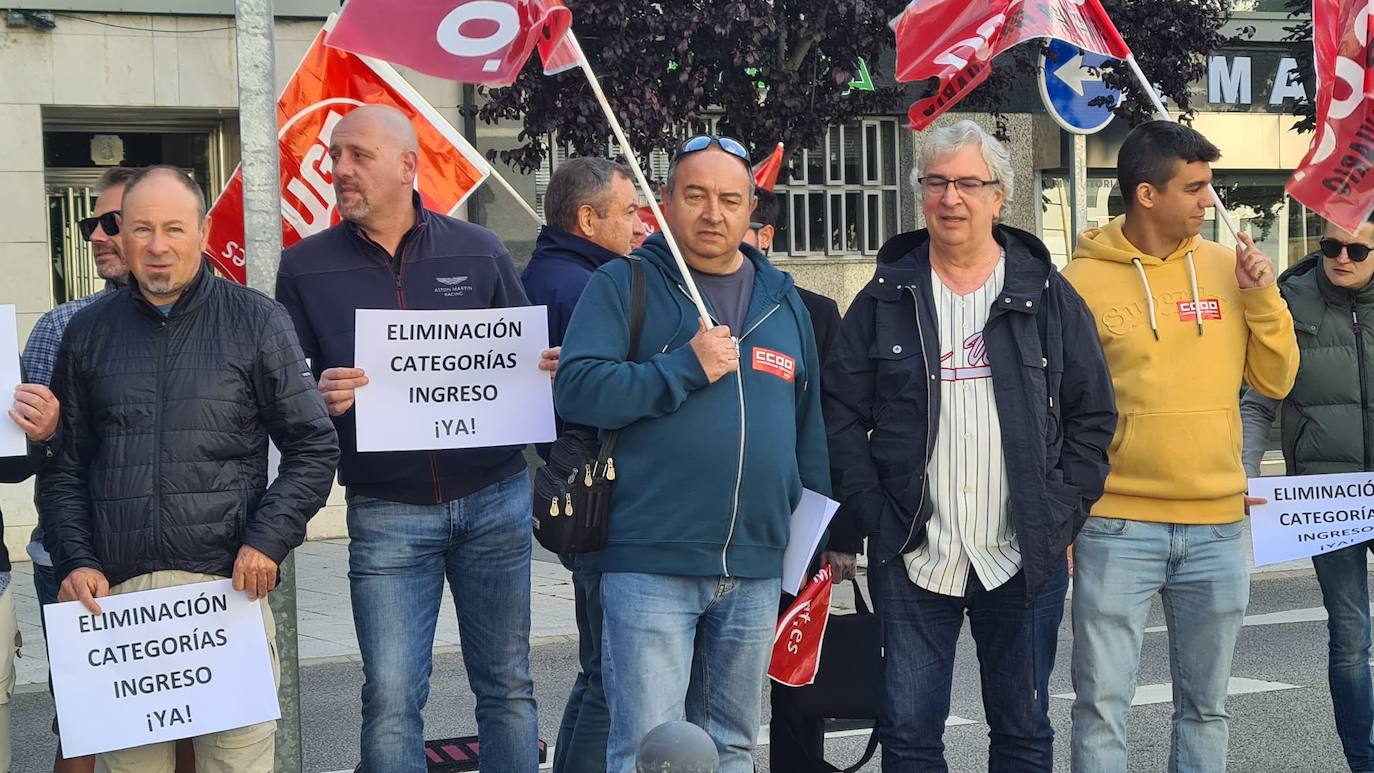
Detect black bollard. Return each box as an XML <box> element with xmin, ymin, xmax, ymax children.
<box><xmin>635</xmin><ymin>720</ymin><xmax>721</xmax><ymax>773</ymax></box>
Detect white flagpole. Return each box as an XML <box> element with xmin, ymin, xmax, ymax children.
<box><xmin>566</xmin><ymin>31</ymin><xmax>713</xmax><ymax>327</ymax></box>
<box><xmin>1123</xmin><ymin>53</ymin><xmax>1240</xmax><ymax>239</ymax></box>
<box><xmin>486</xmin><ymin>164</ymin><xmax>545</xmax><ymax>226</ymax></box>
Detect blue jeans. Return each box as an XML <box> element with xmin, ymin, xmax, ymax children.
<box><xmin>553</xmin><ymin>560</ymin><xmax>608</xmax><ymax>773</ymax></box>
<box><xmin>348</xmin><ymin>472</ymin><xmax>538</xmax><ymax>773</ymax></box>
<box><xmin>600</xmin><ymin>572</ymin><xmax>780</xmax><ymax>773</ymax></box>
<box><xmin>1313</xmin><ymin>541</ymin><xmax>1374</xmax><ymax>773</ymax></box>
<box><xmin>875</xmin><ymin>560</ymin><xmax>1068</xmax><ymax>772</ymax></box>
<box><xmin>1070</xmin><ymin>518</ymin><xmax>1249</xmax><ymax>773</ymax></box>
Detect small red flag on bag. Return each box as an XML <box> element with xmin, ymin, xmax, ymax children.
<box><xmin>768</xmin><ymin>566</ymin><xmax>834</xmax><ymax>688</ymax></box>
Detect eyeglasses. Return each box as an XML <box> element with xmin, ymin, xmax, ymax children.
<box><xmin>675</xmin><ymin>135</ymin><xmax>751</xmax><ymax>165</ymax></box>
<box><xmin>1320</xmin><ymin>238</ymin><xmax>1372</xmax><ymax>263</ymax></box>
<box><xmin>748</xmin><ymin>222</ymin><xmax>766</xmax><ymax>231</ymax></box>
<box><xmin>78</xmin><ymin>210</ymin><xmax>120</xmax><ymax>240</ymax></box>
<box><xmin>917</xmin><ymin>176</ymin><xmax>1000</xmax><ymax>196</ymax></box>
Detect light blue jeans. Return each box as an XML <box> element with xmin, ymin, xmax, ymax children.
<box><xmin>347</xmin><ymin>472</ymin><xmax>538</xmax><ymax>773</ymax></box>
<box><xmin>600</xmin><ymin>572</ymin><xmax>781</xmax><ymax>773</ymax></box>
<box><xmin>1070</xmin><ymin>517</ymin><xmax>1249</xmax><ymax>773</ymax></box>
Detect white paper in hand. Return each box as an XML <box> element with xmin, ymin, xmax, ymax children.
<box><xmin>783</xmin><ymin>489</ymin><xmax>841</xmax><ymax>595</ymax></box>
<box><xmin>0</xmin><ymin>305</ymin><xmax>25</xmax><ymax>457</ymax></box>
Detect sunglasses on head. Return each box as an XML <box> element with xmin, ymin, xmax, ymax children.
<box><xmin>78</xmin><ymin>210</ymin><xmax>120</xmax><ymax>240</ymax></box>
<box><xmin>1320</xmin><ymin>238</ymin><xmax>1372</xmax><ymax>263</ymax></box>
<box><xmin>675</xmin><ymin>135</ymin><xmax>751</xmax><ymax>165</ymax></box>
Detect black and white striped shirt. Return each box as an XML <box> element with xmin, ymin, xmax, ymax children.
<box><xmin>903</xmin><ymin>257</ymin><xmax>1021</xmax><ymax>595</ymax></box>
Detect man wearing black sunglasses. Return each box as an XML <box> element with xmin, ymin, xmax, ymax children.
<box><xmin>20</xmin><ymin>165</ymin><xmax>137</xmax><ymax>773</ymax></box>
<box><xmin>1241</xmin><ymin>213</ymin><xmax>1374</xmax><ymax>773</ymax></box>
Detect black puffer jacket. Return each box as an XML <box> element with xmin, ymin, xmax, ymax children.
<box><xmin>41</xmin><ymin>264</ymin><xmax>339</xmax><ymax>587</ymax></box>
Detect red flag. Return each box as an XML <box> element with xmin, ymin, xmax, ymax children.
<box><xmin>752</xmin><ymin>143</ymin><xmax>785</xmax><ymax>192</ymax></box>
<box><xmin>893</xmin><ymin>0</ymin><xmax>1131</xmax><ymax>130</ymax></box>
<box><xmin>328</xmin><ymin>0</ymin><xmax>572</xmax><ymax>86</ymax></box>
<box><xmin>205</xmin><ymin>19</ymin><xmax>490</xmax><ymax>283</ymax></box>
<box><xmin>537</xmin><ymin>0</ymin><xmax>581</xmax><ymax>74</ymax></box>
<box><xmin>1286</xmin><ymin>0</ymin><xmax>1374</xmax><ymax>233</ymax></box>
<box><xmin>632</xmin><ymin>205</ymin><xmax>661</xmax><ymax>250</ymax></box>
<box><xmin>767</xmin><ymin>566</ymin><xmax>834</xmax><ymax>687</ymax></box>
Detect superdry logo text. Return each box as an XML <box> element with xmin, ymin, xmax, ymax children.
<box><xmin>1177</xmin><ymin>298</ymin><xmax>1222</xmax><ymax>322</ymax></box>
<box><xmin>753</xmin><ymin>347</ymin><xmax>796</xmax><ymax>382</ymax></box>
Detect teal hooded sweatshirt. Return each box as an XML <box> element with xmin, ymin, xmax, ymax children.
<box><xmin>554</xmin><ymin>233</ymin><xmax>831</xmax><ymax>578</ymax></box>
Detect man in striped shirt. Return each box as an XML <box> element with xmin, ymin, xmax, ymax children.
<box><xmin>824</xmin><ymin>121</ymin><xmax>1116</xmax><ymax>771</ymax></box>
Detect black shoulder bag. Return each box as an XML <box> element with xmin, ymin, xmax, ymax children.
<box><xmin>532</xmin><ymin>256</ymin><xmax>646</xmax><ymax>554</ymax></box>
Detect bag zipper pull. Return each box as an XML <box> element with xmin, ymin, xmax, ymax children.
<box><xmin>606</xmin><ymin>458</ymin><xmax>616</xmax><ymax>481</ymax></box>
<box><xmin>584</xmin><ymin>464</ymin><xmax>594</xmax><ymax>487</ymax></box>
<box><xmin>565</xmin><ymin>493</ymin><xmax>574</xmax><ymax>516</ymax></box>
<box><xmin>549</xmin><ymin>496</ymin><xmax>560</xmax><ymax>517</ymax></box>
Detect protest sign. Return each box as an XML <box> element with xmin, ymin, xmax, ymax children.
<box><xmin>44</xmin><ymin>579</ymin><xmax>279</xmax><ymax>757</ymax></box>
<box><xmin>353</xmin><ymin>306</ymin><xmax>557</xmax><ymax>452</ymax></box>
<box><xmin>0</xmin><ymin>305</ymin><xmax>24</xmax><ymax>457</ymax></box>
<box><xmin>1248</xmin><ymin>471</ymin><xmax>1374</xmax><ymax>566</ymax></box>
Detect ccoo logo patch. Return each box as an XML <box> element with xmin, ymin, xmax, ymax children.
<box><xmin>753</xmin><ymin>347</ymin><xmax>796</xmax><ymax>383</ymax></box>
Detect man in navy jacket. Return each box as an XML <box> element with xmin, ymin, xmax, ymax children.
<box><xmin>275</xmin><ymin>105</ymin><xmax>538</xmax><ymax>773</ymax></box>
<box><xmin>555</xmin><ymin>137</ymin><xmax>830</xmax><ymax>772</ymax></box>
<box><xmin>521</xmin><ymin>156</ymin><xmax>642</xmax><ymax>773</ymax></box>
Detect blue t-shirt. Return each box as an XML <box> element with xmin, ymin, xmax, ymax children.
<box><xmin>157</xmin><ymin>303</ymin><xmax>174</xmax><ymax>316</ymax></box>
<box><xmin>690</xmin><ymin>257</ymin><xmax>755</xmax><ymax>335</ymax></box>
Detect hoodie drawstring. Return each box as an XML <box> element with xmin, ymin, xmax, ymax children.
<box><xmin>1132</xmin><ymin>258</ymin><xmax>1160</xmax><ymax>341</ymax></box>
<box><xmin>1185</xmin><ymin>250</ymin><xmax>1204</xmax><ymax>337</ymax></box>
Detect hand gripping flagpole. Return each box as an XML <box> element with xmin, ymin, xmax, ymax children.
<box><xmin>565</xmin><ymin>31</ymin><xmax>713</xmax><ymax>327</ymax></box>
<box><xmin>1122</xmin><ymin>54</ymin><xmax>1241</xmax><ymax>239</ymax></box>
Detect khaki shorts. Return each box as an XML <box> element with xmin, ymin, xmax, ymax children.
<box><xmin>97</xmin><ymin>571</ymin><xmax>280</xmax><ymax>773</ymax></box>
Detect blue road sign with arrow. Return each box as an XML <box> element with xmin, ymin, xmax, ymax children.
<box><xmin>1038</xmin><ymin>39</ymin><xmax>1122</xmax><ymax>135</ymax></box>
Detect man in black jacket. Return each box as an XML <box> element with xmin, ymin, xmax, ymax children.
<box><xmin>276</xmin><ymin>104</ymin><xmax>541</xmax><ymax>773</ymax></box>
<box><xmin>42</xmin><ymin>165</ymin><xmax>339</xmax><ymax>773</ymax></box>
<box><xmin>824</xmin><ymin>121</ymin><xmax>1115</xmax><ymax>771</ymax></box>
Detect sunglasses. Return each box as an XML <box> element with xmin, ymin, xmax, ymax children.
<box><xmin>675</xmin><ymin>135</ymin><xmax>751</xmax><ymax>165</ymax></box>
<box><xmin>78</xmin><ymin>210</ymin><xmax>120</xmax><ymax>240</ymax></box>
<box><xmin>1320</xmin><ymin>238</ymin><xmax>1372</xmax><ymax>263</ymax></box>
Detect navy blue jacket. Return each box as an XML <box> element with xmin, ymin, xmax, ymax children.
<box><xmin>522</xmin><ymin>226</ymin><xmax>623</xmax><ymax>347</ymax></box>
<box><xmin>276</xmin><ymin>200</ymin><xmax>530</xmax><ymax>506</ymax></box>
<box><xmin>823</xmin><ymin>226</ymin><xmax>1116</xmax><ymax>599</ymax></box>
<box><xmin>555</xmin><ymin>233</ymin><xmax>831</xmax><ymax>578</ymax></box>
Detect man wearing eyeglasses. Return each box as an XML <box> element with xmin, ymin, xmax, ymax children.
<box><xmin>1240</xmin><ymin>215</ymin><xmax>1374</xmax><ymax>773</ymax></box>
<box><xmin>824</xmin><ymin>120</ymin><xmax>1115</xmax><ymax>770</ymax></box>
<box><xmin>554</xmin><ymin>135</ymin><xmax>831</xmax><ymax>772</ymax></box>
<box><xmin>21</xmin><ymin>165</ymin><xmax>136</xmax><ymax>773</ymax></box>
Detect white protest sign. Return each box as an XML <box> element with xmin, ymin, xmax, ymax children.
<box><xmin>1248</xmin><ymin>471</ymin><xmax>1374</xmax><ymax>566</ymax></box>
<box><xmin>0</xmin><ymin>305</ymin><xmax>26</xmax><ymax>457</ymax></box>
<box><xmin>353</xmin><ymin>306</ymin><xmax>556</xmax><ymax>452</ymax></box>
<box><xmin>44</xmin><ymin>579</ymin><xmax>279</xmax><ymax>757</ymax></box>
<box><xmin>783</xmin><ymin>489</ymin><xmax>841</xmax><ymax>596</ymax></box>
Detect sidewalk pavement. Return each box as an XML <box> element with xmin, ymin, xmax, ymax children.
<box><xmin>7</xmin><ymin>516</ymin><xmax>1310</xmax><ymax>690</ymax></box>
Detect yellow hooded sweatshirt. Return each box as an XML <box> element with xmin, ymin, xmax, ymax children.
<box><xmin>1063</xmin><ymin>216</ymin><xmax>1299</xmax><ymax>524</ymax></box>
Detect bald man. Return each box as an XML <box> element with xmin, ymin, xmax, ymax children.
<box><xmin>276</xmin><ymin>105</ymin><xmax>541</xmax><ymax>773</ymax></box>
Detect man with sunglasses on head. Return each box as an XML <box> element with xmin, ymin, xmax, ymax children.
<box><xmin>555</xmin><ymin>135</ymin><xmax>831</xmax><ymax>772</ymax></box>
<box><xmin>20</xmin><ymin>165</ymin><xmax>135</xmax><ymax>773</ymax></box>
<box><xmin>1240</xmin><ymin>215</ymin><xmax>1374</xmax><ymax>773</ymax></box>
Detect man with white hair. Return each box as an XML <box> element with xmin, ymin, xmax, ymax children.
<box><xmin>823</xmin><ymin>120</ymin><xmax>1117</xmax><ymax>771</ymax></box>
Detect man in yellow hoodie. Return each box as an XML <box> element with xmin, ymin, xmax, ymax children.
<box><xmin>1062</xmin><ymin>121</ymin><xmax>1298</xmax><ymax>771</ymax></box>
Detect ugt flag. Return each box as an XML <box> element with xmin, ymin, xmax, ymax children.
<box><xmin>328</xmin><ymin>0</ymin><xmax>573</xmax><ymax>86</ymax></box>
<box><xmin>752</xmin><ymin>142</ymin><xmax>786</xmax><ymax>193</ymax></box>
<box><xmin>768</xmin><ymin>566</ymin><xmax>833</xmax><ymax>687</ymax></box>
<box><xmin>893</xmin><ymin>0</ymin><xmax>1131</xmax><ymax>129</ymax></box>
<box><xmin>205</xmin><ymin>17</ymin><xmax>491</xmax><ymax>284</ymax></box>
<box><xmin>1287</xmin><ymin>0</ymin><xmax>1374</xmax><ymax>233</ymax></box>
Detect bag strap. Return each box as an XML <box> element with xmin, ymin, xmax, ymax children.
<box><xmin>851</xmin><ymin>577</ymin><xmax>872</xmax><ymax>616</ymax></box>
<box><xmin>840</xmin><ymin>727</ymin><xmax>881</xmax><ymax>773</ymax></box>
<box><xmin>599</xmin><ymin>257</ymin><xmax>647</xmax><ymax>462</ymax></box>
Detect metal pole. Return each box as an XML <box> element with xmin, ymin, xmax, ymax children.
<box><xmin>1070</xmin><ymin>132</ymin><xmax>1088</xmax><ymax>244</ymax></box>
<box><xmin>461</xmin><ymin>83</ymin><xmax>485</xmax><ymax>226</ymax></box>
<box><xmin>233</xmin><ymin>2</ymin><xmax>302</xmax><ymax>771</ymax></box>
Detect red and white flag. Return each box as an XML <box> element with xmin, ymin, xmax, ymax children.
<box><xmin>767</xmin><ymin>566</ymin><xmax>833</xmax><ymax>687</ymax></box>
<box><xmin>1287</xmin><ymin>0</ymin><xmax>1374</xmax><ymax>233</ymax></box>
<box><xmin>205</xmin><ymin>18</ymin><xmax>491</xmax><ymax>284</ymax></box>
<box><xmin>892</xmin><ymin>0</ymin><xmax>1131</xmax><ymax>129</ymax></box>
<box><xmin>328</xmin><ymin>0</ymin><xmax>573</xmax><ymax>86</ymax></box>
<box><xmin>752</xmin><ymin>142</ymin><xmax>785</xmax><ymax>192</ymax></box>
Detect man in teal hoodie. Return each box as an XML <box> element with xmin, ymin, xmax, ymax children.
<box><xmin>554</xmin><ymin>136</ymin><xmax>831</xmax><ymax>772</ymax></box>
